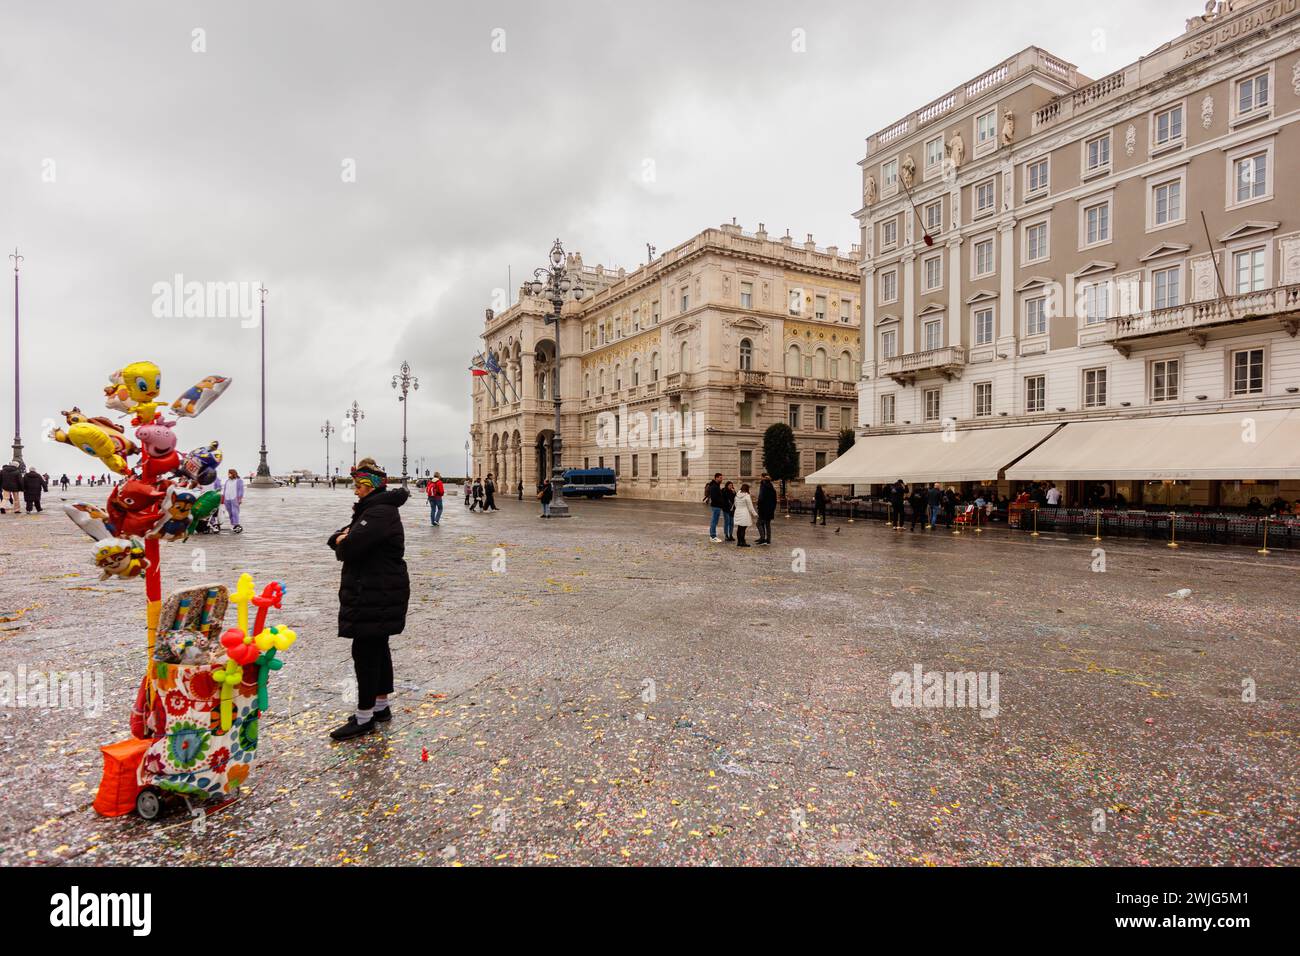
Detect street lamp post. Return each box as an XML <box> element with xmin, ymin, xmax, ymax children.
<box><xmin>321</xmin><ymin>419</ymin><xmax>335</xmax><ymax>483</ymax></box>
<box><xmin>391</xmin><ymin>361</ymin><xmax>419</xmax><ymax>486</ymax></box>
<box><xmin>345</xmin><ymin>401</ymin><xmax>365</xmax><ymax>472</ymax></box>
<box><xmin>9</xmin><ymin>248</ymin><xmax>23</xmax><ymax>471</ymax></box>
<box><xmin>526</xmin><ymin>239</ymin><xmax>586</xmax><ymax>519</ymax></box>
<box><xmin>251</xmin><ymin>284</ymin><xmax>275</xmax><ymax>486</ymax></box>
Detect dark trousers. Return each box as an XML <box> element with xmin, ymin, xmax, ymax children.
<box><xmin>351</xmin><ymin>635</ymin><xmax>393</xmax><ymax>712</ymax></box>
<box><xmin>757</xmin><ymin>516</ymin><xmax>772</xmax><ymax>542</ymax></box>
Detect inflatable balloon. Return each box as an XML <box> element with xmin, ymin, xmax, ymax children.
<box><xmin>52</xmin><ymin>407</ymin><xmax>137</xmax><ymax>475</ymax></box>
<box><xmin>93</xmin><ymin>537</ymin><xmax>149</xmax><ymax>580</ymax></box>
<box><xmin>63</xmin><ymin>502</ymin><xmax>113</xmax><ymax>541</ymax></box>
<box><xmin>170</xmin><ymin>375</ymin><xmax>231</xmax><ymax>418</ymax></box>
<box><xmin>106</xmin><ymin>477</ymin><xmax>166</xmax><ymax>538</ymax></box>
<box><xmin>148</xmin><ymin>487</ymin><xmax>197</xmax><ymax>541</ymax></box>
<box><xmin>105</xmin><ymin>361</ymin><xmax>164</xmax><ymax>424</ymax></box>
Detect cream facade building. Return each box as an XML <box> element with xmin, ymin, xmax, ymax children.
<box><xmin>819</xmin><ymin>0</ymin><xmax>1300</xmax><ymax>507</ymax></box>
<box><xmin>472</xmin><ymin>223</ymin><xmax>862</xmax><ymax>499</ymax></box>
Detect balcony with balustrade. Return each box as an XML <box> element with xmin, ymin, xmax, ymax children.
<box><xmin>880</xmin><ymin>345</ymin><xmax>967</xmax><ymax>384</ymax></box>
<box><xmin>1105</xmin><ymin>284</ymin><xmax>1300</xmax><ymax>354</ymax></box>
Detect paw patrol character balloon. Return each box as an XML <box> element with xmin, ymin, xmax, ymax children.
<box><xmin>93</xmin><ymin>537</ymin><xmax>149</xmax><ymax>580</ymax></box>
<box><xmin>105</xmin><ymin>361</ymin><xmax>164</xmax><ymax>424</ymax></box>
<box><xmin>148</xmin><ymin>487</ymin><xmax>197</xmax><ymax>541</ymax></box>
<box><xmin>51</xmin><ymin>407</ymin><xmax>138</xmax><ymax>475</ymax></box>
<box><xmin>171</xmin><ymin>375</ymin><xmax>231</xmax><ymax>419</ymax></box>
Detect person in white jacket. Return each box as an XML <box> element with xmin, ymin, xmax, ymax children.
<box><xmin>733</xmin><ymin>483</ymin><xmax>758</xmax><ymax>548</ymax></box>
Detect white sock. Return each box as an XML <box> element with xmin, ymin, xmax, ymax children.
<box><xmin>355</xmin><ymin>708</ymin><xmax>373</xmax><ymax>723</ymax></box>
<box><xmin>374</xmin><ymin>696</ymin><xmax>389</xmax><ymax>710</ymax></box>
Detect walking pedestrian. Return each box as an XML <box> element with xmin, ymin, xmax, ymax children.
<box><xmin>426</xmin><ymin>471</ymin><xmax>445</xmax><ymax>525</ymax></box>
<box><xmin>812</xmin><ymin>485</ymin><xmax>828</xmax><ymax>525</ymax></box>
<box><xmin>0</xmin><ymin>462</ymin><xmax>20</xmax><ymax>514</ymax></box>
<box><xmin>327</xmin><ymin>459</ymin><xmax>410</xmax><ymax>741</ymax></box>
<box><xmin>221</xmin><ymin>468</ymin><xmax>244</xmax><ymax>532</ymax></box>
<box><xmin>703</xmin><ymin>473</ymin><xmax>727</xmax><ymax>543</ymax></box>
<box><xmin>484</xmin><ymin>473</ymin><xmax>499</xmax><ymax>511</ymax></box>
<box><xmin>538</xmin><ymin>477</ymin><xmax>553</xmax><ymax>517</ymax></box>
<box><xmin>723</xmin><ymin>481</ymin><xmax>737</xmax><ymax>541</ymax></box>
<box><xmin>926</xmin><ymin>482</ymin><xmax>943</xmax><ymax>530</ymax></box>
<box><xmin>22</xmin><ymin>466</ymin><xmax>47</xmax><ymax>513</ymax></box>
<box><xmin>756</xmin><ymin>473</ymin><xmax>777</xmax><ymax>545</ymax></box>
<box><xmin>734</xmin><ymin>483</ymin><xmax>758</xmax><ymax>547</ymax></box>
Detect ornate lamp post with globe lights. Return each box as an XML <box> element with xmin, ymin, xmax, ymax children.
<box><xmin>391</xmin><ymin>361</ymin><xmax>419</xmax><ymax>486</ymax></box>
<box><xmin>526</xmin><ymin>239</ymin><xmax>585</xmax><ymax>518</ymax></box>
<box><xmin>345</xmin><ymin>400</ymin><xmax>365</xmax><ymax>473</ymax></box>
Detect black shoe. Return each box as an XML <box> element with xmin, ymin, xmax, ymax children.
<box><xmin>330</xmin><ymin>715</ymin><xmax>376</xmax><ymax>741</ymax></box>
<box><xmin>373</xmin><ymin>706</ymin><xmax>392</xmax><ymax>723</ymax></box>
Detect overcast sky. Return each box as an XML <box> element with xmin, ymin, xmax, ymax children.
<box><xmin>1</xmin><ymin>0</ymin><xmax>1189</xmax><ymax>478</ymax></box>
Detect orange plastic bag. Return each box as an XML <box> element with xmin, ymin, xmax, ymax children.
<box><xmin>93</xmin><ymin>737</ymin><xmax>155</xmax><ymax>817</ymax></box>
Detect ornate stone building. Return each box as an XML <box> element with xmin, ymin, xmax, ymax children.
<box><xmin>820</xmin><ymin>0</ymin><xmax>1300</xmax><ymax>506</ymax></box>
<box><xmin>472</xmin><ymin>223</ymin><xmax>862</xmax><ymax>498</ymax></box>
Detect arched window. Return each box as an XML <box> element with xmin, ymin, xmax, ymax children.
<box><xmin>632</xmin><ymin>357</ymin><xmax>640</xmax><ymax>386</ymax></box>
<box><xmin>813</xmin><ymin>348</ymin><xmax>828</xmax><ymax>379</ymax></box>
<box><xmin>679</xmin><ymin>341</ymin><xmax>690</xmax><ymax>373</ymax></box>
<box><xmin>739</xmin><ymin>338</ymin><xmax>754</xmax><ymax>371</ymax></box>
<box><xmin>785</xmin><ymin>344</ymin><xmax>802</xmax><ymax>377</ymax></box>
<box><xmin>651</xmin><ymin>352</ymin><xmax>661</xmax><ymax>381</ymax></box>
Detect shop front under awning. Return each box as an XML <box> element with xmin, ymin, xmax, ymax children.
<box><xmin>1004</xmin><ymin>408</ymin><xmax>1300</xmax><ymax>481</ymax></box>
<box><xmin>805</xmin><ymin>423</ymin><xmax>1062</xmax><ymax>485</ymax></box>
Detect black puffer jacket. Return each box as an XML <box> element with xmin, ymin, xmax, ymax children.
<box><xmin>327</xmin><ymin>487</ymin><xmax>410</xmax><ymax>640</ymax></box>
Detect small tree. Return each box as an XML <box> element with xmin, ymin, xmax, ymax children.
<box><xmin>762</xmin><ymin>422</ymin><xmax>799</xmax><ymax>499</ymax></box>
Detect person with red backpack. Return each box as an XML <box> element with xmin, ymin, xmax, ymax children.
<box><xmin>425</xmin><ymin>471</ymin><xmax>445</xmax><ymax>526</ymax></box>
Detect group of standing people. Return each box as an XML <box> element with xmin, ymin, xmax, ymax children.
<box><xmin>703</xmin><ymin>472</ymin><xmax>778</xmax><ymax>547</ymax></box>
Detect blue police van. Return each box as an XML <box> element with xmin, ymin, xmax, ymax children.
<box><xmin>561</xmin><ymin>468</ymin><xmax>617</xmax><ymax>498</ymax></box>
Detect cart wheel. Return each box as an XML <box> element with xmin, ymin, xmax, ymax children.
<box><xmin>135</xmin><ymin>787</ymin><xmax>164</xmax><ymax>821</ymax></box>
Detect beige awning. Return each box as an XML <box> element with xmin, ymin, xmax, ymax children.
<box><xmin>1004</xmin><ymin>409</ymin><xmax>1300</xmax><ymax>481</ymax></box>
<box><xmin>806</xmin><ymin>423</ymin><xmax>1062</xmax><ymax>485</ymax></box>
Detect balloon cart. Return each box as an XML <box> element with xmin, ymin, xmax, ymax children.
<box><xmin>53</xmin><ymin>362</ymin><xmax>300</xmax><ymax>821</ymax></box>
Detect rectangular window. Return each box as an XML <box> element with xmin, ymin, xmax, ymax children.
<box><xmin>1082</xmin><ymin>282</ymin><xmax>1110</xmax><ymax>325</ymax></box>
<box><xmin>1084</xmin><ymin>200</ymin><xmax>1110</xmax><ymax>245</ymax></box>
<box><xmin>815</xmin><ymin>405</ymin><xmax>826</xmax><ymax>429</ymax></box>
<box><xmin>815</xmin><ymin>295</ymin><xmax>826</xmax><ymax>321</ymax></box>
<box><xmin>923</xmin><ymin>387</ymin><xmax>940</xmax><ymax>422</ymax></box>
<box><xmin>880</xmin><ymin>394</ymin><xmax>896</xmax><ymax>425</ymax></box>
<box><xmin>881</xmin><ymin>219</ymin><xmax>898</xmax><ymax>249</ymax></box>
<box><xmin>924</xmin><ymin>200</ymin><xmax>943</xmax><ymax>235</ymax></box>
<box><xmin>1153</xmin><ymin>179</ymin><xmax>1182</xmax><ymax>225</ymax></box>
<box><xmin>1025</xmin><ymin>296</ymin><xmax>1047</xmax><ymax>336</ymax></box>
<box><xmin>1237</xmin><ymin>71</ymin><xmax>1270</xmax><ymax>117</ymax></box>
<box><xmin>739</xmin><ymin>450</ymin><xmax>752</xmax><ymax>477</ymax></box>
<box><xmin>975</xmin><ymin>179</ymin><xmax>995</xmax><ymax>215</ymax></box>
<box><xmin>880</xmin><ymin>328</ymin><xmax>897</xmax><ymax>359</ymax></box>
<box><xmin>879</xmin><ymin>269</ymin><xmax>898</xmax><ymax>304</ymax></box>
<box><xmin>1233</xmin><ymin>248</ymin><xmax>1266</xmax><ymax>293</ymax></box>
<box><xmin>1085</xmin><ymin>133</ymin><xmax>1110</xmax><ymax>173</ymax></box>
<box><xmin>1152</xmin><ymin>265</ymin><xmax>1181</xmax><ymax>310</ymax></box>
<box><xmin>925</xmin><ymin>135</ymin><xmax>944</xmax><ymax>172</ymax></box>
<box><xmin>1026</xmin><ymin>158</ymin><xmax>1049</xmax><ymax>196</ymax></box>
<box><xmin>976</xmin><ymin>110</ymin><xmax>997</xmax><ymax>147</ymax></box>
<box><xmin>1154</xmin><ymin>104</ymin><xmax>1183</xmax><ymax>146</ymax></box>
<box><xmin>973</xmin><ymin>238</ymin><xmax>994</xmax><ymax>277</ymax></box>
<box><xmin>788</xmin><ymin>404</ymin><xmax>801</xmax><ymax>429</ymax></box>
<box><xmin>740</xmin><ymin>282</ymin><xmax>753</xmax><ymax>308</ymax></box>
<box><xmin>1025</xmin><ymin>375</ymin><xmax>1045</xmax><ymax>413</ymax></box>
<box><xmin>1083</xmin><ymin>367</ymin><xmax>1108</xmax><ymax>408</ymax></box>
<box><xmin>1025</xmin><ymin>221</ymin><xmax>1048</xmax><ymax>261</ymax></box>
<box><xmin>1232</xmin><ymin>348</ymin><xmax>1264</xmax><ymax>395</ymax></box>
<box><xmin>973</xmin><ymin>306</ymin><xmax>994</xmax><ymax>345</ymax></box>
<box><xmin>923</xmin><ymin>318</ymin><xmax>942</xmax><ymax>351</ymax></box>
<box><xmin>974</xmin><ymin>382</ymin><xmax>992</xmax><ymax>417</ymax></box>
<box><xmin>1234</xmin><ymin>152</ymin><xmax>1267</xmax><ymax>203</ymax></box>
<box><xmin>923</xmin><ymin>253</ymin><xmax>943</xmax><ymax>291</ymax></box>
<box><xmin>1150</xmin><ymin>358</ymin><xmax>1180</xmax><ymax>402</ymax></box>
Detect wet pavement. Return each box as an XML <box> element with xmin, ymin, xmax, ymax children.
<box><xmin>0</xmin><ymin>485</ymin><xmax>1296</xmax><ymax>866</ymax></box>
